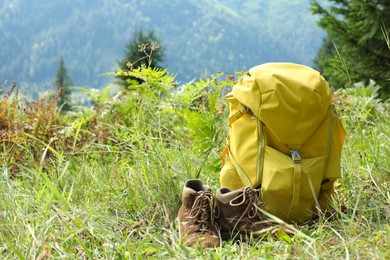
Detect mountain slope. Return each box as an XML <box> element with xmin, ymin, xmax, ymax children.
<box><xmin>0</xmin><ymin>0</ymin><xmax>325</xmax><ymax>91</ymax></box>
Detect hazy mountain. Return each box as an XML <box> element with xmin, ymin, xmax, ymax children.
<box><xmin>0</xmin><ymin>0</ymin><xmax>325</xmax><ymax>93</ymax></box>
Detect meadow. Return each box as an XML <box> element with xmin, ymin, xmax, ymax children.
<box><xmin>1</xmin><ymin>68</ymin><xmax>389</xmax><ymax>259</ymax></box>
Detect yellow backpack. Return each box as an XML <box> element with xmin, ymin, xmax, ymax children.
<box><xmin>219</xmin><ymin>63</ymin><xmax>346</xmax><ymax>223</ymax></box>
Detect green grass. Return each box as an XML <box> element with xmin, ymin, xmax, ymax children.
<box><xmin>1</xmin><ymin>75</ymin><xmax>389</xmax><ymax>259</ymax></box>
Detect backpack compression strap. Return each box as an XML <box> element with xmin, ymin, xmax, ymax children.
<box><xmin>228</xmin><ymin>103</ymin><xmax>253</xmax><ymax>125</ymax></box>
<box><xmin>287</xmin><ymin>145</ymin><xmax>302</xmax><ymax>218</ymax></box>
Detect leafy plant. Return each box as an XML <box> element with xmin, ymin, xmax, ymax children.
<box><xmin>116</xmin><ymin>30</ymin><xmax>165</xmax><ymax>88</ymax></box>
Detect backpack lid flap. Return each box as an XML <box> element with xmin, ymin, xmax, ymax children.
<box><xmin>233</xmin><ymin>63</ymin><xmax>331</xmax><ymax>145</ymax></box>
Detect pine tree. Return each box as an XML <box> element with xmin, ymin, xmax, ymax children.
<box><xmin>55</xmin><ymin>56</ymin><xmax>73</xmax><ymax>112</ymax></box>
<box><xmin>116</xmin><ymin>30</ymin><xmax>165</xmax><ymax>88</ymax></box>
<box><xmin>311</xmin><ymin>0</ymin><xmax>390</xmax><ymax>96</ymax></box>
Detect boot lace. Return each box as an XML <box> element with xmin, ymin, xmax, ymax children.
<box><xmin>189</xmin><ymin>190</ymin><xmax>215</xmax><ymax>233</ymax></box>
<box><xmin>229</xmin><ymin>187</ymin><xmax>266</xmax><ymax>231</ymax></box>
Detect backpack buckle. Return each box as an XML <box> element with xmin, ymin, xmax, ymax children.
<box><xmin>290</xmin><ymin>150</ymin><xmax>301</xmax><ymax>163</ymax></box>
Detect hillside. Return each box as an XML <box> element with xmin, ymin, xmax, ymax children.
<box><xmin>0</xmin><ymin>0</ymin><xmax>325</xmax><ymax>93</ymax></box>
<box><xmin>1</xmin><ymin>67</ymin><xmax>389</xmax><ymax>258</ymax></box>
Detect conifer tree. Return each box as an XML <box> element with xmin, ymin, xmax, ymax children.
<box><xmin>311</xmin><ymin>0</ymin><xmax>390</xmax><ymax>96</ymax></box>
<box><xmin>116</xmin><ymin>30</ymin><xmax>165</xmax><ymax>88</ymax></box>
<box><xmin>55</xmin><ymin>56</ymin><xmax>73</xmax><ymax>112</ymax></box>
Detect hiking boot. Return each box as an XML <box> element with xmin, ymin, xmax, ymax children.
<box><xmin>215</xmin><ymin>186</ymin><xmax>272</xmax><ymax>240</ymax></box>
<box><xmin>177</xmin><ymin>179</ymin><xmax>220</xmax><ymax>247</ymax></box>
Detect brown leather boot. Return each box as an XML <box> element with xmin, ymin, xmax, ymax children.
<box><xmin>177</xmin><ymin>179</ymin><xmax>220</xmax><ymax>247</ymax></box>
<box><xmin>215</xmin><ymin>186</ymin><xmax>272</xmax><ymax>240</ymax></box>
